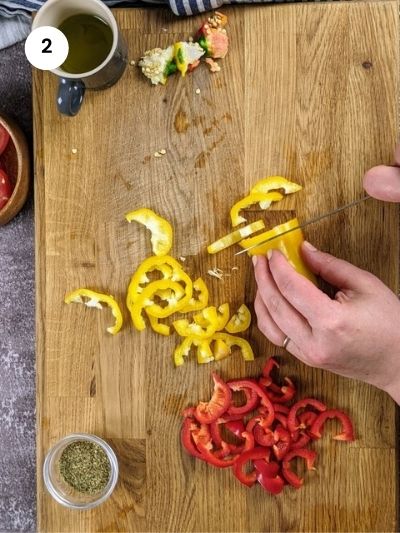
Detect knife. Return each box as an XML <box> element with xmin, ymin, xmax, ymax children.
<box><xmin>235</xmin><ymin>194</ymin><xmax>371</xmax><ymax>256</ymax></box>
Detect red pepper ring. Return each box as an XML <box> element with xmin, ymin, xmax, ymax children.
<box><xmin>262</xmin><ymin>357</ymin><xmax>279</xmax><ymax>378</ymax></box>
<box><xmin>228</xmin><ymin>379</ymin><xmax>275</xmax><ymax>427</ymax></box>
<box><xmin>273</xmin><ymin>403</ymin><xmax>290</xmax><ymax>415</ymax></box>
<box><xmin>232</xmin><ymin>446</ymin><xmax>271</xmax><ymax>487</ymax></box>
<box><xmin>310</xmin><ymin>409</ymin><xmax>355</xmax><ymax>441</ymax></box>
<box><xmin>227</xmin><ymin>383</ymin><xmax>259</xmax><ymax>416</ymax></box>
<box><xmin>282</xmin><ymin>448</ymin><xmax>317</xmax><ymax>489</ymax></box>
<box><xmin>194</xmin><ymin>373</ymin><xmax>232</xmax><ymax>425</ymax></box>
<box><xmin>290</xmin><ymin>433</ymin><xmax>311</xmax><ymax>450</ymax></box>
<box><xmin>272</xmin><ymin>425</ymin><xmax>292</xmax><ymax>461</ymax></box>
<box><xmin>253</xmin><ymin>424</ymin><xmax>275</xmax><ymax>447</ymax></box>
<box><xmin>287</xmin><ymin>398</ymin><xmax>327</xmax><ymax>433</ymax></box>
<box><xmin>254</xmin><ymin>459</ymin><xmax>285</xmax><ymax>495</ymax></box>
<box><xmin>181</xmin><ymin>417</ymin><xmax>205</xmax><ymax>460</ymax></box>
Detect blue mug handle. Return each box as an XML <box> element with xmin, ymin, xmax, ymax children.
<box><xmin>57</xmin><ymin>78</ymin><xmax>86</xmax><ymax>117</ymax></box>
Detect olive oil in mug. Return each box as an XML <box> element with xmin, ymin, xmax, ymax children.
<box><xmin>58</xmin><ymin>14</ymin><xmax>113</xmax><ymax>74</ymax></box>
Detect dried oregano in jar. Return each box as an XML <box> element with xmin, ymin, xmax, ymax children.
<box><xmin>59</xmin><ymin>441</ymin><xmax>111</xmax><ymax>494</ymax></box>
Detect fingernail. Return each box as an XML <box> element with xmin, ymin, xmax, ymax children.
<box><xmin>303</xmin><ymin>240</ymin><xmax>317</xmax><ymax>252</ymax></box>
<box><xmin>252</xmin><ymin>256</ymin><xmax>258</xmax><ymax>266</ymax></box>
<box><xmin>266</xmin><ymin>249</ymin><xmax>273</xmax><ymax>260</ymax></box>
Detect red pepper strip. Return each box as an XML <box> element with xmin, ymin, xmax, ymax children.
<box><xmin>290</xmin><ymin>433</ymin><xmax>311</xmax><ymax>450</ymax></box>
<box><xmin>287</xmin><ymin>398</ymin><xmax>327</xmax><ymax>433</ymax></box>
<box><xmin>262</xmin><ymin>357</ymin><xmax>279</xmax><ymax>378</ymax></box>
<box><xmin>228</xmin><ymin>379</ymin><xmax>275</xmax><ymax>427</ymax></box>
<box><xmin>227</xmin><ymin>384</ymin><xmax>259</xmax><ymax>416</ymax></box>
<box><xmin>217</xmin><ymin>413</ymin><xmax>244</xmax><ymax>424</ymax></box>
<box><xmin>273</xmin><ymin>403</ymin><xmax>290</xmax><ymax>415</ymax></box>
<box><xmin>274</xmin><ymin>413</ymin><xmax>288</xmax><ymax>429</ymax></box>
<box><xmin>181</xmin><ymin>417</ymin><xmax>204</xmax><ymax>460</ymax></box>
<box><xmin>209</xmin><ymin>421</ymin><xmax>223</xmax><ymax>448</ymax></box>
<box><xmin>195</xmin><ymin>373</ymin><xmax>232</xmax><ymax>424</ymax></box>
<box><xmin>256</xmin><ymin>465</ymin><xmax>285</xmax><ymax>495</ymax></box>
<box><xmin>254</xmin><ymin>424</ymin><xmax>275</xmax><ymax>447</ymax></box>
<box><xmin>232</xmin><ymin>447</ymin><xmax>271</xmax><ymax>487</ymax></box>
<box><xmin>253</xmin><ymin>459</ymin><xmax>280</xmax><ymax>478</ymax></box>
<box><xmin>282</xmin><ymin>448</ymin><xmax>317</xmax><ymax>489</ymax></box>
<box><xmin>273</xmin><ymin>425</ymin><xmax>292</xmax><ymax>461</ymax></box>
<box><xmin>259</xmin><ymin>376</ymin><xmax>272</xmax><ymax>388</ymax></box>
<box><xmin>298</xmin><ymin>410</ymin><xmax>318</xmax><ymax>430</ymax></box>
<box><xmin>196</xmin><ymin>441</ymin><xmax>237</xmax><ymax>467</ymax></box>
<box><xmin>225</xmin><ymin>420</ymin><xmax>246</xmax><ymax>438</ymax></box>
<box><xmin>182</xmin><ymin>406</ymin><xmax>196</xmax><ymax>418</ymax></box>
<box><xmin>267</xmin><ymin>377</ymin><xmax>296</xmax><ymax>403</ymax></box>
<box><xmin>310</xmin><ymin>409</ymin><xmax>355</xmax><ymax>441</ymax></box>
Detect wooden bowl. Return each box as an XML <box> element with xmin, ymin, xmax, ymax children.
<box><xmin>0</xmin><ymin>114</ymin><xmax>30</xmax><ymax>225</ymax></box>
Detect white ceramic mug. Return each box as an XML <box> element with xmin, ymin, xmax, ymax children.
<box><xmin>32</xmin><ymin>0</ymin><xmax>127</xmax><ymax>116</ymax></box>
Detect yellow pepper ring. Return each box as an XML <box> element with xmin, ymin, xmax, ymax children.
<box><xmin>145</xmin><ymin>279</ymin><xmax>193</xmax><ymax>318</ymax></box>
<box><xmin>65</xmin><ymin>288</ymin><xmax>123</xmax><ymax>335</ymax></box>
<box><xmin>225</xmin><ymin>304</ymin><xmax>251</xmax><ymax>334</ymax></box>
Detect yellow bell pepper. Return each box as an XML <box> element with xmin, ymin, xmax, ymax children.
<box><xmin>174</xmin><ymin>337</ymin><xmax>193</xmax><ymax>367</ymax></box>
<box><xmin>146</xmin><ymin>311</ymin><xmax>171</xmax><ymax>336</ymax></box>
<box><xmin>207</xmin><ymin>220</ymin><xmax>265</xmax><ymax>254</ymax></box>
<box><xmin>127</xmin><ymin>255</ymin><xmax>192</xmax><ymax>307</ymax></box>
<box><xmin>211</xmin><ymin>332</ymin><xmax>255</xmax><ymax>361</ymax></box>
<box><xmin>128</xmin><ymin>279</ymin><xmax>188</xmax><ymax>330</ymax></box>
<box><xmin>173</xmin><ymin>306</ymin><xmax>218</xmax><ymax>338</ymax></box>
<box><xmin>230</xmin><ymin>192</ymin><xmax>283</xmax><ymax>227</ymax></box>
<box><xmin>239</xmin><ymin>217</ymin><xmax>316</xmax><ymax>283</ymax></box>
<box><xmin>180</xmin><ymin>277</ymin><xmax>209</xmax><ymax>312</ymax></box>
<box><xmin>212</xmin><ymin>338</ymin><xmax>231</xmax><ymax>360</ymax></box>
<box><xmin>225</xmin><ymin>304</ymin><xmax>251</xmax><ymax>334</ymax></box>
<box><xmin>125</xmin><ymin>208</ymin><xmax>173</xmax><ymax>256</ymax></box>
<box><xmin>65</xmin><ymin>288</ymin><xmax>123</xmax><ymax>335</ymax></box>
<box><xmin>193</xmin><ymin>303</ymin><xmax>229</xmax><ymax>331</ymax></box>
<box><xmin>193</xmin><ymin>337</ymin><xmax>214</xmax><ymax>364</ymax></box>
<box><xmin>251</xmin><ymin>176</ymin><xmax>303</xmax><ymax>195</ymax></box>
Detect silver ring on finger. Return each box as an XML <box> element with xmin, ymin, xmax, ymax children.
<box><xmin>282</xmin><ymin>336</ymin><xmax>291</xmax><ymax>349</ymax></box>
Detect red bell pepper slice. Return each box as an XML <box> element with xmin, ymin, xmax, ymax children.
<box><xmin>272</xmin><ymin>425</ymin><xmax>292</xmax><ymax>460</ymax></box>
<box><xmin>196</xmin><ymin>441</ymin><xmax>237</xmax><ymax>468</ymax></box>
<box><xmin>273</xmin><ymin>403</ymin><xmax>290</xmax><ymax>415</ymax></box>
<box><xmin>254</xmin><ymin>459</ymin><xmax>284</xmax><ymax>494</ymax></box>
<box><xmin>227</xmin><ymin>383</ymin><xmax>259</xmax><ymax>416</ymax></box>
<box><xmin>266</xmin><ymin>377</ymin><xmax>296</xmax><ymax>403</ymax></box>
<box><xmin>228</xmin><ymin>379</ymin><xmax>275</xmax><ymax>427</ymax></box>
<box><xmin>282</xmin><ymin>448</ymin><xmax>317</xmax><ymax>489</ymax></box>
<box><xmin>232</xmin><ymin>446</ymin><xmax>271</xmax><ymax>487</ymax></box>
<box><xmin>254</xmin><ymin>424</ymin><xmax>275</xmax><ymax>447</ymax></box>
<box><xmin>310</xmin><ymin>409</ymin><xmax>355</xmax><ymax>441</ymax></box>
<box><xmin>225</xmin><ymin>420</ymin><xmax>246</xmax><ymax>438</ymax></box>
<box><xmin>287</xmin><ymin>398</ymin><xmax>327</xmax><ymax>433</ymax></box>
<box><xmin>290</xmin><ymin>433</ymin><xmax>311</xmax><ymax>450</ymax></box>
<box><xmin>274</xmin><ymin>413</ymin><xmax>288</xmax><ymax>429</ymax></box>
<box><xmin>181</xmin><ymin>417</ymin><xmax>205</xmax><ymax>460</ymax></box>
<box><xmin>298</xmin><ymin>410</ymin><xmax>318</xmax><ymax>430</ymax></box>
<box><xmin>262</xmin><ymin>357</ymin><xmax>279</xmax><ymax>378</ymax></box>
<box><xmin>195</xmin><ymin>373</ymin><xmax>232</xmax><ymax>424</ymax></box>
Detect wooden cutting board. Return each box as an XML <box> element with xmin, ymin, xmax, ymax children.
<box><xmin>34</xmin><ymin>3</ymin><xmax>399</xmax><ymax>531</ymax></box>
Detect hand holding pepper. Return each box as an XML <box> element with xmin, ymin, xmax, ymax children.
<box><xmin>253</xmin><ymin>145</ymin><xmax>400</xmax><ymax>405</ymax></box>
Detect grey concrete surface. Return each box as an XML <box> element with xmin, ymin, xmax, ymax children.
<box><xmin>0</xmin><ymin>41</ymin><xmax>35</xmax><ymax>533</ymax></box>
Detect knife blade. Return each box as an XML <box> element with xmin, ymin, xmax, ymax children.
<box><xmin>235</xmin><ymin>194</ymin><xmax>371</xmax><ymax>256</ymax></box>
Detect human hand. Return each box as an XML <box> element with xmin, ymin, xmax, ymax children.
<box><xmin>363</xmin><ymin>144</ymin><xmax>400</xmax><ymax>201</ymax></box>
<box><xmin>253</xmin><ymin>244</ymin><xmax>400</xmax><ymax>404</ymax></box>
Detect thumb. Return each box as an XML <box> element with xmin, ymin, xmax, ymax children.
<box><xmin>363</xmin><ymin>165</ymin><xmax>400</xmax><ymax>202</ymax></box>
<box><xmin>301</xmin><ymin>241</ymin><xmax>376</xmax><ymax>291</ymax></box>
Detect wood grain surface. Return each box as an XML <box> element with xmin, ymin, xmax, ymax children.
<box><xmin>34</xmin><ymin>3</ymin><xmax>399</xmax><ymax>531</ymax></box>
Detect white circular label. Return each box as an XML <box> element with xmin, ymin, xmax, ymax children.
<box><xmin>25</xmin><ymin>26</ymin><xmax>69</xmax><ymax>71</ymax></box>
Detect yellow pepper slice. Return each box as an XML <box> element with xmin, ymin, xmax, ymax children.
<box><xmin>193</xmin><ymin>337</ymin><xmax>214</xmax><ymax>364</ymax></box>
<box><xmin>211</xmin><ymin>332</ymin><xmax>255</xmax><ymax>361</ymax></box>
<box><xmin>65</xmin><ymin>288</ymin><xmax>123</xmax><ymax>335</ymax></box>
<box><xmin>125</xmin><ymin>208</ymin><xmax>173</xmax><ymax>256</ymax></box>
<box><xmin>211</xmin><ymin>338</ymin><xmax>231</xmax><ymax>360</ymax></box>
<box><xmin>239</xmin><ymin>217</ymin><xmax>316</xmax><ymax>283</ymax></box>
<box><xmin>146</xmin><ymin>311</ymin><xmax>171</xmax><ymax>336</ymax></box>
<box><xmin>225</xmin><ymin>304</ymin><xmax>251</xmax><ymax>334</ymax></box>
<box><xmin>230</xmin><ymin>192</ymin><xmax>283</xmax><ymax>227</ymax></box>
<box><xmin>174</xmin><ymin>337</ymin><xmax>193</xmax><ymax>367</ymax></box>
<box><xmin>127</xmin><ymin>255</ymin><xmax>191</xmax><ymax>307</ymax></box>
<box><xmin>173</xmin><ymin>306</ymin><xmax>218</xmax><ymax>338</ymax></box>
<box><xmin>193</xmin><ymin>303</ymin><xmax>229</xmax><ymax>331</ymax></box>
<box><xmin>180</xmin><ymin>277</ymin><xmax>209</xmax><ymax>312</ymax></box>
<box><xmin>128</xmin><ymin>280</ymin><xmax>187</xmax><ymax>330</ymax></box>
<box><xmin>251</xmin><ymin>176</ymin><xmax>303</xmax><ymax>195</ymax></box>
<box><xmin>207</xmin><ymin>220</ymin><xmax>265</xmax><ymax>254</ymax></box>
